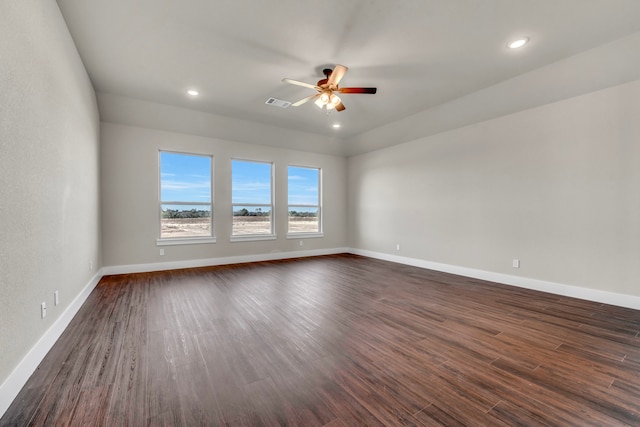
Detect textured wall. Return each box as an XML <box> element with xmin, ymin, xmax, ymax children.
<box><xmin>0</xmin><ymin>0</ymin><xmax>100</xmax><ymax>385</ymax></box>
<box><xmin>348</xmin><ymin>79</ymin><xmax>640</xmax><ymax>297</ymax></box>
<box><xmin>100</xmin><ymin>121</ymin><xmax>347</xmax><ymax>267</ymax></box>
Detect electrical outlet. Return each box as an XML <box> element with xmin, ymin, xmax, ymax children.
<box><xmin>159</xmin><ymin>248</ymin><xmax>165</xmax><ymax>256</ymax></box>
<box><xmin>396</xmin><ymin>243</ymin><xmax>400</xmax><ymax>251</ymax></box>
<box><xmin>41</xmin><ymin>302</ymin><xmax>47</xmax><ymax>319</ymax></box>
<box><xmin>512</xmin><ymin>259</ymin><xmax>520</xmax><ymax>268</ymax></box>
<box><xmin>54</xmin><ymin>290</ymin><xmax>59</xmax><ymax>306</ymax></box>
<box><xmin>299</xmin><ymin>240</ymin><xmax>303</xmax><ymax>247</ymax></box>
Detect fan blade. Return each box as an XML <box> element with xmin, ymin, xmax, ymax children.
<box><xmin>335</xmin><ymin>102</ymin><xmax>346</xmax><ymax>112</ymax></box>
<box><xmin>339</xmin><ymin>87</ymin><xmax>377</xmax><ymax>94</ymax></box>
<box><xmin>291</xmin><ymin>94</ymin><xmax>318</xmax><ymax>107</ymax></box>
<box><xmin>282</xmin><ymin>78</ymin><xmax>318</xmax><ymax>90</ymax></box>
<box><xmin>327</xmin><ymin>65</ymin><xmax>348</xmax><ymax>87</ymax></box>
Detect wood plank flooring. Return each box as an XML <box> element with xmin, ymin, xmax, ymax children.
<box><xmin>3</xmin><ymin>254</ymin><xmax>640</xmax><ymax>426</ymax></box>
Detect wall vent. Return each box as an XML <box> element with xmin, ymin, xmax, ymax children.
<box><xmin>265</xmin><ymin>97</ymin><xmax>291</xmax><ymax>108</ymax></box>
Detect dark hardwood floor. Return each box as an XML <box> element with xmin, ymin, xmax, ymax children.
<box><xmin>3</xmin><ymin>254</ymin><xmax>640</xmax><ymax>426</ymax></box>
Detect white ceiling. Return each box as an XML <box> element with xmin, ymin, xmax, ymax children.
<box><xmin>56</xmin><ymin>0</ymin><xmax>640</xmax><ymax>151</ymax></box>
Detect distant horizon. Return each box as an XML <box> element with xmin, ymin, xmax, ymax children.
<box><xmin>160</xmin><ymin>153</ymin><xmax>319</xmax><ymax>210</ymax></box>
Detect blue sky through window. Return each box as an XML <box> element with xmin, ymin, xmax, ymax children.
<box><xmin>288</xmin><ymin>166</ymin><xmax>319</xmax><ymax>205</ymax></box>
<box><xmin>232</xmin><ymin>160</ymin><xmax>272</xmax><ymax>204</ymax></box>
<box><xmin>160</xmin><ymin>154</ymin><xmax>318</xmax><ymax>206</ymax></box>
<box><xmin>160</xmin><ymin>152</ymin><xmax>211</xmax><ymax>203</ymax></box>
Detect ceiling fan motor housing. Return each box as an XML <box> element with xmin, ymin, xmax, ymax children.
<box><xmin>317</xmin><ymin>68</ymin><xmax>334</xmax><ymax>87</ymax></box>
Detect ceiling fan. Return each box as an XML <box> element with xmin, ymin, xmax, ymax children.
<box><xmin>282</xmin><ymin>65</ymin><xmax>377</xmax><ymax>112</ymax></box>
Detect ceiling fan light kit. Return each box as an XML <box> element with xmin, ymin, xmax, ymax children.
<box><xmin>282</xmin><ymin>64</ymin><xmax>377</xmax><ymax>113</ymax></box>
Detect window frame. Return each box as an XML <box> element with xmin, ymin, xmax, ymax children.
<box><xmin>157</xmin><ymin>150</ymin><xmax>216</xmax><ymax>246</ymax></box>
<box><xmin>230</xmin><ymin>158</ymin><xmax>276</xmax><ymax>242</ymax></box>
<box><xmin>287</xmin><ymin>164</ymin><xmax>323</xmax><ymax>239</ymax></box>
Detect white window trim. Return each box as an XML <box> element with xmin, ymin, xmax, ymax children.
<box><xmin>156</xmin><ymin>237</ymin><xmax>217</xmax><ymax>246</ymax></box>
<box><xmin>231</xmin><ymin>158</ymin><xmax>275</xmax><ymax>238</ymax></box>
<box><xmin>158</xmin><ymin>150</ymin><xmax>215</xmax><ymax>242</ymax></box>
<box><xmin>285</xmin><ymin>232</ymin><xmax>324</xmax><ymax>239</ymax></box>
<box><xmin>230</xmin><ymin>234</ymin><xmax>277</xmax><ymax>243</ymax></box>
<box><xmin>287</xmin><ymin>165</ymin><xmax>322</xmax><ymax>236</ymax></box>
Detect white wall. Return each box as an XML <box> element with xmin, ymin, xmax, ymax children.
<box><xmin>348</xmin><ymin>79</ymin><xmax>640</xmax><ymax>298</ymax></box>
<box><xmin>0</xmin><ymin>0</ymin><xmax>100</xmax><ymax>402</ymax></box>
<box><xmin>101</xmin><ymin>121</ymin><xmax>347</xmax><ymax>268</ymax></box>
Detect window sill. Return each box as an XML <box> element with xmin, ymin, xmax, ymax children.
<box><xmin>156</xmin><ymin>237</ymin><xmax>216</xmax><ymax>246</ymax></box>
<box><xmin>286</xmin><ymin>232</ymin><xmax>324</xmax><ymax>239</ymax></box>
<box><xmin>230</xmin><ymin>234</ymin><xmax>277</xmax><ymax>243</ymax></box>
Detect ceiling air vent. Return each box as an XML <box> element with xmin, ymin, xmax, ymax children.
<box><xmin>265</xmin><ymin>97</ymin><xmax>291</xmax><ymax>108</ymax></box>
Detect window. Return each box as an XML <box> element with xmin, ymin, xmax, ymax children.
<box><xmin>231</xmin><ymin>159</ymin><xmax>274</xmax><ymax>238</ymax></box>
<box><xmin>288</xmin><ymin>165</ymin><xmax>321</xmax><ymax>235</ymax></box>
<box><xmin>159</xmin><ymin>151</ymin><xmax>214</xmax><ymax>243</ymax></box>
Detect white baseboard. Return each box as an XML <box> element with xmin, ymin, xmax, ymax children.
<box><xmin>5</xmin><ymin>247</ymin><xmax>635</xmax><ymax>419</ymax></box>
<box><xmin>102</xmin><ymin>247</ymin><xmax>350</xmax><ymax>275</ymax></box>
<box><xmin>0</xmin><ymin>269</ymin><xmax>103</xmax><ymax>419</ymax></box>
<box><xmin>350</xmin><ymin>248</ymin><xmax>640</xmax><ymax>310</ymax></box>
<box><xmin>0</xmin><ymin>247</ymin><xmax>351</xmax><ymax>419</ymax></box>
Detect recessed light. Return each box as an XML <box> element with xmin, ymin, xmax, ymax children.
<box><xmin>507</xmin><ymin>38</ymin><xmax>529</xmax><ymax>49</ymax></box>
<box><xmin>332</xmin><ymin>123</ymin><xmax>341</xmax><ymax>128</ymax></box>
<box><xmin>187</xmin><ymin>89</ymin><xmax>199</xmax><ymax>96</ymax></box>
